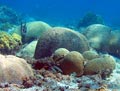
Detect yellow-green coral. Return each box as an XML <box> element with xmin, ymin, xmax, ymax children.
<box><xmin>12</xmin><ymin>33</ymin><xmax>22</xmax><ymax>45</ymax></box>
<box><xmin>0</xmin><ymin>31</ymin><xmax>20</xmax><ymax>54</ymax></box>
<box><xmin>84</xmin><ymin>54</ymin><xmax>116</xmax><ymax>78</ymax></box>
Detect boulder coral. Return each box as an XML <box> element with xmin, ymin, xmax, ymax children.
<box><xmin>84</xmin><ymin>54</ymin><xmax>116</xmax><ymax>78</ymax></box>
<box><xmin>52</xmin><ymin>48</ymin><xmax>70</xmax><ymax>63</ymax></box>
<box><xmin>108</xmin><ymin>30</ymin><xmax>120</xmax><ymax>57</ymax></box>
<box><xmin>59</xmin><ymin>51</ymin><xmax>84</xmax><ymax>76</ymax></box>
<box><xmin>34</xmin><ymin>27</ymin><xmax>90</xmax><ymax>59</ymax></box>
<box><xmin>0</xmin><ymin>54</ymin><xmax>33</xmax><ymax>84</ymax></box>
<box><xmin>24</xmin><ymin>21</ymin><xmax>52</xmax><ymax>42</ymax></box>
<box><xmin>83</xmin><ymin>24</ymin><xmax>111</xmax><ymax>52</ymax></box>
<box><xmin>82</xmin><ymin>50</ymin><xmax>99</xmax><ymax>61</ymax></box>
<box><xmin>0</xmin><ymin>31</ymin><xmax>21</xmax><ymax>54</ymax></box>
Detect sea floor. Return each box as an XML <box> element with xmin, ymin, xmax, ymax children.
<box><xmin>0</xmin><ymin>56</ymin><xmax>120</xmax><ymax>91</ymax></box>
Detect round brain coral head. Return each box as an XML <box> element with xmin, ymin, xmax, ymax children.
<box><xmin>82</xmin><ymin>50</ymin><xmax>99</xmax><ymax>61</ymax></box>
<box><xmin>84</xmin><ymin>54</ymin><xmax>116</xmax><ymax>79</ymax></box>
<box><xmin>0</xmin><ymin>54</ymin><xmax>33</xmax><ymax>84</ymax></box>
<box><xmin>59</xmin><ymin>51</ymin><xmax>84</xmax><ymax>76</ymax></box>
<box><xmin>52</xmin><ymin>48</ymin><xmax>70</xmax><ymax>63</ymax></box>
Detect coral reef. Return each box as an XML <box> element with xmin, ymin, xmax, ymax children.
<box><xmin>0</xmin><ymin>54</ymin><xmax>33</xmax><ymax>84</ymax></box>
<box><xmin>77</xmin><ymin>12</ymin><xmax>104</xmax><ymax>28</ymax></box>
<box><xmin>83</xmin><ymin>24</ymin><xmax>111</xmax><ymax>52</ymax></box>
<box><xmin>0</xmin><ymin>31</ymin><xmax>21</xmax><ymax>54</ymax></box>
<box><xmin>34</xmin><ymin>27</ymin><xmax>90</xmax><ymax>59</ymax></box>
<box><xmin>59</xmin><ymin>51</ymin><xmax>84</xmax><ymax>76</ymax></box>
<box><xmin>84</xmin><ymin>54</ymin><xmax>116</xmax><ymax>79</ymax></box>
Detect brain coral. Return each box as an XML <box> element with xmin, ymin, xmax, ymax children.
<box><xmin>0</xmin><ymin>31</ymin><xmax>21</xmax><ymax>54</ymax></box>
<box><xmin>0</xmin><ymin>54</ymin><xmax>33</xmax><ymax>84</ymax></box>
<box><xmin>59</xmin><ymin>51</ymin><xmax>84</xmax><ymax>76</ymax></box>
<box><xmin>82</xmin><ymin>50</ymin><xmax>99</xmax><ymax>61</ymax></box>
<box><xmin>52</xmin><ymin>48</ymin><xmax>70</xmax><ymax>63</ymax></box>
<box><xmin>83</xmin><ymin>24</ymin><xmax>111</xmax><ymax>52</ymax></box>
<box><xmin>84</xmin><ymin>54</ymin><xmax>116</xmax><ymax>78</ymax></box>
<box><xmin>34</xmin><ymin>27</ymin><xmax>90</xmax><ymax>59</ymax></box>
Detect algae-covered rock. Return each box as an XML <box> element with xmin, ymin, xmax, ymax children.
<box><xmin>59</xmin><ymin>51</ymin><xmax>84</xmax><ymax>76</ymax></box>
<box><xmin>83</xmin><ymin>24</ymin><xmax>111</xmax><ymax>51</ymax></box>
<box><xmin>0</xmin><ymin>31</ymin><xmax>21</xmax><ymax>54</ymax></box>
<box><xmin>0</xmin><ymin>54</ymin><xmax>34</xmax><ymax>84</ymax></box>
<box><xmin>52</xmin><ymin>48</ymin><xmax>70</xmax><ymax>62</ymax></box>
<box><xmin>84</xmin><ymin>54</ymin><xmax>116</xmax><ymax>78</ymax></box>
<box><xmin>16</xmin><ymin>40</ymin><xmax>37</xmax><ymax>58</ymax></box>
<box><xmin>34</xmin><ymin>27</ymin><xmax>90</xmax><ymax>59</ymax></box>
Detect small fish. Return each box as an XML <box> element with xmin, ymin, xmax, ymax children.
<box><xmin>20</xmin><ymin>22</ymin><xmax>27</xmax><ymax>36</ymax></box>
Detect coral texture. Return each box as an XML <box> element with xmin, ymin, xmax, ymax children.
<box><xmin>34</xmin><ymin>27</ymin><xmax>90</xmax><ymax>59</ymax></box>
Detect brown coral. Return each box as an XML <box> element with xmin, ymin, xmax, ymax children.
<box><xmin>59</xmin><ymin>51</ymin><xmax>84</xmax><ymax>76</ymax></box>
<box><xmin>34</xmin><ymin>27</ymin><xmax>90</xmax><ymax>59</ymax></box>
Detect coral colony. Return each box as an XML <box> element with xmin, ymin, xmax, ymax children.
<box><xmin>0</xmin><ymin>5</ymin><xmax>119</xmax><ymax>91</ymax></box>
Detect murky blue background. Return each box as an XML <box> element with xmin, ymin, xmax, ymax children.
<box><xmin>0</xmin><ymin>0</ymin><xmax>120</xmax><ymax>26</ymax></box>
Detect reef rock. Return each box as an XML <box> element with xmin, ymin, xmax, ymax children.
<box><xmin>34</xmin><ymin>27</ymin><xmax>90</xmax><ymax>59</ymax></box>
<box><xmin>0</xmin><ymin>54</ymin><xmax>33</xmax><ymax>84</ymax></box>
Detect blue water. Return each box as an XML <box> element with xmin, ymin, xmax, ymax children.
<box><xmin>0</xmin><ymin>0</ymin><xmax>120</xmax><ymax>27</ymax></box>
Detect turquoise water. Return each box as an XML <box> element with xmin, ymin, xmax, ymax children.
<box><xmin>0</xmin><ymin>0</ymin><xmax>120</xmax><ymax>26</ymax></box>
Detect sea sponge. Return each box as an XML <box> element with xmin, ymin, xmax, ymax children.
<box><xmin>83</xmin><ymin>24</ymin><xmax>111</xmax><ymax>52</ymax></box>
<box><xmin>84</xmin><ymin>54</ymin><xmax>116</xmax><ymax>78</ymax></box>
<box><xmin>0</xmin><ymin>31</ymin><xmax>20</xmax><ymax>54</ymax></box>
<box><xmin>34</xmin><ymin>27</ymin><xmax>90</xmax><ymax>59</ymax></box>
<box><xmin>59</xmin><ymin>51</ymin><xmax>84</xmax><ymax>76</ymax></box>
<box><xmin>82</xmin><ymin>50</ymin><xmax>99</xmax><ymax>61</ymax></box>
<box><xmin>52</xmin><ymin>48</ymin><xmax>70</xmax><ymax>62</ymax></box>
<box><xmin>0</xmin><ymin>54</ymin><xmax>33</xmax><ymax>84</ymax></box>
<box><xmin>108</xmin><ymin>30</ymin><xmax>120</xmax><ymax>57</ymax></box>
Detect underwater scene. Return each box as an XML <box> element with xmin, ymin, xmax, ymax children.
<box><xmin>0</xmin><ymin>0</ymin><xmax>120</xmax><ymax>91</ymax></box>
